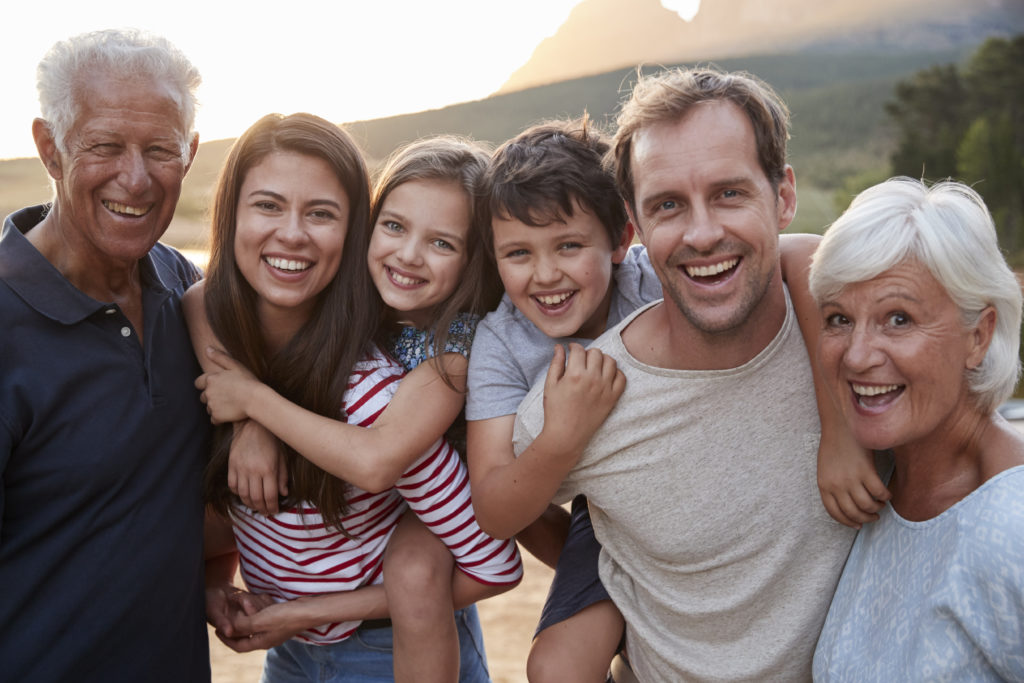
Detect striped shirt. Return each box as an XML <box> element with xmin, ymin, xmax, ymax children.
<box><xmin>231</xmin><ymin>346</ymin><xmax>522</xmax><ymax>644</ymax></box>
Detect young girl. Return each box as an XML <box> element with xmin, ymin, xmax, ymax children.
<box><xmin>187</xmin><ymin>116</ymin><xmax>521</xmax><ymax>683</ymax></box>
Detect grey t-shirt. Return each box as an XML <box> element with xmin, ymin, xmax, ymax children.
<box><xmin>514</xmin><ymin>293</ymin><xmax>856</xmax><ymax>681</ymax></box>
<box><xmin>466</xmin><ymin>245</ymin><xmax>661</xmax><ymax>421</ymax></box>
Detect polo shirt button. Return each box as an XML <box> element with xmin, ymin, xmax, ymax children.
<box><xmin>106</xmin><ymin>308</ymin><xmax>116</xmax><ymax>315</ymax></box>
<box><xmin>121</xmin><ymin>326</ymin><xmax>131</xmax><ymax>337</ymax></box>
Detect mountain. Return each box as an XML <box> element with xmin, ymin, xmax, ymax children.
<box><xmin>498</xmin><ymin>0</ymin><xmax>1024</xmax><ymax>93</ymax></box>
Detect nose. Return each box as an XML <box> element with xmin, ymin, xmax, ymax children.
<box><xmin>532</xmin><ymin>253</ymin><xmax>560</xmax><ymax>285</ymax></box>
<box><xmin>276</xmin><ymin>210</ymin><xmax>308</xmax><ymax>246</ymax></box>
<box><xmin>843</xmin><ymin>324</ymin><xmax>884</xmax><ymax>373</ymax></box>
<box><xmin>117</xmin><ymin>149</ymin><xmax>152</xmax><ymax>195</ymax></box>
<box><xmin>395</xmin><ymin>236</ymin><xmax>423</xmax><ymax>266</ymax></box>
<box><xmin>682</xmin><ymin>202</ymin><xmax>725</xmax><ymax>253</ymax></box>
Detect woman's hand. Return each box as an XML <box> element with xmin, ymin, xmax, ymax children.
<box><xmin>216</xmin><ymin>596</ymin><xmax>313</xmax><ymax>653</ymax></box>
<box><xmin>229</xmin><ymin>420</ymin><xmax>288</xmax><ymax>516</ymax></box>
<box><xmin>196</xmin><ymin>347</ymin><xmax>261</xmax><ymax>424</ymax></box>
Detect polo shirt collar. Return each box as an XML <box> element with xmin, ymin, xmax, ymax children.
<box><xmin>1</xmin><ymin>204</ymin><xmax>169</xmax><ymax>325</ymax></box>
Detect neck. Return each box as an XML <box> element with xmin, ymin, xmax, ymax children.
<box><xmin>627</xmin><ymin>278</ymin><xmax>788</xmax><ymax>371</ymax></box>
<box><xmin>27</xmin><ymin>207</ymin><xmax>142</xmax><ymax>303</ymax></box>
<box><xmin>259</xmin><ymin>303</ymin><xmax>312</xmax><ymax>357</ymax></box>
<box><xmin>888</xmin><ymin>406</ymin><xmax>993</xmax><ymax>521</ymax></box>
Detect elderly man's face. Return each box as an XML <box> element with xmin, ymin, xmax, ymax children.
<box><xmin>47</xmin><ymin>70</ymin><xmax>194</xmax><ymax>267</ymax></box>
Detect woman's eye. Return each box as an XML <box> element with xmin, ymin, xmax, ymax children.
<box><xmin>310</xmin><ymin>209</ymin><xmax>336</xmax><ymax>221</ymax></box>
<box><xmin>504</xmin><ymin>249</ymin><xmax>528</xmax><ymax>259</ymax></box>
<box><xmin>255</xmin><ymin>201</ymin><xmax>278</xmax><ymax>211</ymax></box>
<box><xmin>432</xmin><ymin>239</ymin><xmax>455</xmax><ymax>251</ymax></box>
<box><xmin>383</xmin><ymin>220</ymin><xmax>403</xmax><ymax>233</ymax></box>
<box><xmin>824</xmin><ymin>312</ymin><xmax>849</xmax><ymax>328</ymax></box>
<box><xmin>659</xmin><ymin>200</ymin><xmax>677</xmax><ymax>211</ymax></box>
<box><xmin>887</xmin><ymin>312</ymin><xmax>911</xmax><ymax>327</ymax></box>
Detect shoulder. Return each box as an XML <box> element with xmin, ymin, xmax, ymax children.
<box><xmin>148</xmin><ymin>243</ymin><xmax>203</xmax><ymax>294</ymax></box>
<box><xmin>442</xmin><ymin>311</ymin><xmax>479</xmax><ymax>357</ymax></box>
<box><xmin>344</xmin><ymin>346</ymin><xmax>406</xmax><ymax>426</ymax></box>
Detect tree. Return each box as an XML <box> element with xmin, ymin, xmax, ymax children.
<box><xmin>886</xmin><ymin>36</ymin><xmax>1024</xmax><ymax>258</ymax></box>
<box><xmin>885</xmin><ymin>64</ymin><xmax>969</xmax><ymax>180</ymax></box>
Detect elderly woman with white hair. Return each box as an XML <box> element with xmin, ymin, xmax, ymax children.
<box><xmin>810</xmin><ymin>178</ymin><xmax>1024</xmax><ymax>680</ymax></box>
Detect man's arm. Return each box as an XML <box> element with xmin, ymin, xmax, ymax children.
<box><xmin>779</xmin><ymin>233</ymin><xmax>889</xmax><ymax>526</ymax></box>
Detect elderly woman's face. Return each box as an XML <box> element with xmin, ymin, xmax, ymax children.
<box><xmin>818</xmin><ymin>261</ymin><xmax>986</xmax><ymax>452</ymax></box>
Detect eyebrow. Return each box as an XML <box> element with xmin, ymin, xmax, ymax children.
<box><xmin>248</xmin><ymin>189</ymin><xmax>344</xmax><ymax>211</ymax></box>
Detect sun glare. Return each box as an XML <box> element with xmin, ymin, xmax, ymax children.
<box><xmin>661</xmin><ymin>0</ymin><xmax>700</xmax><ymax>21</ymax></box>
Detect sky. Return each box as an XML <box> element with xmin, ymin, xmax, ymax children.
<box><xmin>1</xmin><ymin>0</ymin><xmax>699</xmax><ymax>161</ymax></box>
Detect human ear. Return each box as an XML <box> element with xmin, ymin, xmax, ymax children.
<box><xmin>184</xmin><ymin>133</ymin><xmax>200</xmax><ymax>174</ymax></box>
<box><xmin>32</xmin><ymin>118</ymin><xmax>62</xmax><ymax>180</ymax></box>
<box><xmin>776</xmin><ymin>165</ymin><xmax>797</xmax><ymax>232</ymax></box>
<box><xmin>611</xmin><ymin>220</ymin><xmax>635</xmax><ymax>265</ymax></box>
<box><xmin>625</xmin><ymin>201</ymin><xmax>645</xmax><ymax>245</ymax></box>
<box><xmin>966</xmin><ymin>306</ymin><xmax>997</xmax><ymax>370</ymax></box>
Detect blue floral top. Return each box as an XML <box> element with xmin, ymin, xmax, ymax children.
<box><xmin>388</xmin><ymin>311</ymin><xmax>478</xmax><ymax>373</ymax></box>
<box><xmin>386</xmin><ymin>311</ymin><xmax>478</xmax><ymax>458</ymax></box>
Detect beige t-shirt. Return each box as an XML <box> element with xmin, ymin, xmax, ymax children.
<box><xmin>514</xmin><ymin>295</ymin><xmax>855</xmax><ymax>682</ymax></box>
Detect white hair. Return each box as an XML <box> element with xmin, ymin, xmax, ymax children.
<box><xmin>809</xmin><ymin>177</ymin><xmax>1022</xmax><ymax>413</ymax></box>
<box><xmin>36</xmin><ymin>28</ymin><xmax>201</xmax><ymax>161</ymax></box>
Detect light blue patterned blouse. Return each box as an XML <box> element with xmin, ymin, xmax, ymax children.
<box><xmin>813</xmin><ymin>465</ymin><xmax>1024</xmax><ymax>682</ymax></box>
<box><xmin>387</xmin><ymin>312</ymin><xmax>478</xmax><ymax>372</ymax></box>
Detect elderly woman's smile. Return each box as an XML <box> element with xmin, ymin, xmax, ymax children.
<box><xmin>819</xmin><ymin>260</ymin><xmax>985</xmax><ymax>453</ymax></box>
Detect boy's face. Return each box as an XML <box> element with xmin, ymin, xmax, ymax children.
<box><xmin>491</xmin><ymin>200</ymin><xmax>630</xmax><ymax>340</ymax></box>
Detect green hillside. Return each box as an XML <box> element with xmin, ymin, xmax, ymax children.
<box><xmin>1</xmin><ymin>47</ymin><xmax>971</xmax><ymax>245</ymax></box>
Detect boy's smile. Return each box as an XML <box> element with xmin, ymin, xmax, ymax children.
<box><xmin>492</xmin><ymin>200</ymin><xmax>630</xmax><ymax>340</ymax></box>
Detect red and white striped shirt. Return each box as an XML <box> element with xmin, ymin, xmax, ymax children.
<box><xmin>231</xmin><ymin>346</ymin><xmax>522</xmax><ymax>644</ymax></box>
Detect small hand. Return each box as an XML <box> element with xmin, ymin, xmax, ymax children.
<box><xmin>229</xmin><ymin>420</ymin><xmax>288</xmax><ymax>516</ymax></box>
<box><xmin>541</xmin><ymin>343</ymin><xmax>626</xmax><ymax>456</ymax></box>
<box><xmin>195</xmin><ymin>347</ymin><xmax>260</xmax><ymax>424</ymax></box>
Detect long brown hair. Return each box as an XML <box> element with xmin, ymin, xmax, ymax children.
<box><xmin>203</xmin><ymin>113</ymin><xmax>379</xmax><ymax>529</ymax></box>
<box><xmin>370</xmin><ymin>136</ymin><xmax>503</xmax><ymax>387</ymax></box>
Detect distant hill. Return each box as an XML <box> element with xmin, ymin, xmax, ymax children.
<box><xmin>0</xmin><ymin>45</ymin><xmax>992</xmax><ymax>245</ymax></box>
<box><xmin>498</xmin><ymin>0</ymin><xmax>1024</xmax><ymax>93</ymax></box>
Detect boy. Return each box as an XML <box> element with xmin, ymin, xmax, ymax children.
<box><xmin>466</xmin><ymin>117</ymin><xmax>660</xmax><ymax>682</ymax></box>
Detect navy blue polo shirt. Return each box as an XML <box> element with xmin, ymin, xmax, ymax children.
<box><xmin>0</xmin><ymin>206</ymin><xmax>211</xmax><ymax>682</ymax></box>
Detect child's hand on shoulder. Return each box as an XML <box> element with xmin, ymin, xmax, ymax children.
<box><xmin>541</xmin><ymin>343</ymin><xmax>626</xmax><ymax>455</ymax></box>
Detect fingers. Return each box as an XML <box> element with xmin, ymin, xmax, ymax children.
<box><xmin>205</xmin><ymin>346</ymin><xmax>236</xmax><ymax>371</ymax></box>
<box><xmin>256</xmin><ymin>476</ymin><xmax>279</xmax><ymax>517</ymax></box>
<box><xmin>863</xmin><ymin>473</ymin><xmax>892</xmax><ymax>503</ymax></box>
<box><xmin>545</xmin><ymin>344</ymin><xmax>567</xmax><ymax>388</ymax></box>
<box><xmin>821</xmin><ymin>492</ymin><xmax>860</xmax><ymax>529</ymax></box>
<box><xmin>277</xmin><ymin>453</ymin><xmax>290</xmax><ymax>498</ymax></box>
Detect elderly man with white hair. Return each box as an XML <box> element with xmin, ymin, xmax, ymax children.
<box><xmin>810</xmin><ymin>178</ymin><xmax>1024</xmax><ymax>681</ymax></box>
<box><xmin>0</xmin><ymin>29</ymin><xmax>210</xmax><ymax>681</ymax></box>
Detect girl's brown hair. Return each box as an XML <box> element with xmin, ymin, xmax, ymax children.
<box><xmin>202</xmin><ymin>112</ymin><xmax>379</xmax><ymax>530</ymax></box>
<box><xmin>370</xmin><ymin>136</ymin><xmax>503</xmax><ymax>388</ymax></box>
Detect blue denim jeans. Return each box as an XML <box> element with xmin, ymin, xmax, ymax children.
<box><xmin>260</xmin><ymin>606</ymin><xmax>490</xmax><ymax>682</ymax></box>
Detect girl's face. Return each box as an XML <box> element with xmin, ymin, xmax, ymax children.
<box><xmin>367</xmin><ymin>178</ymin><xmax>471</xmax><ymax>328</ymax></box>
<box><xmin>234</xmin><ymin>151</ymin><xmax>349</xmax><ymax>328</ymax></box>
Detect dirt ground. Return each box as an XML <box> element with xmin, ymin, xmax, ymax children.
<box><xmin>209</xmin><ymin>552</ymin><xmax>553</xmax><ymax>683</ymax></box>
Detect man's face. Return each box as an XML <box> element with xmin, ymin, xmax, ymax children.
<box><xmin>46</xmin><ymin>70</ymin><xmax>194</xmax><ymax>268</ymax></box>
<box><xmin>628</xmin><ymin>100</ymin><xmax>796</xmax><ymax>338</ymax></box>
<box><xmin>492</xmin><ymin>200</ymin><xmax>630</xmax><ymax>340</ymax></box>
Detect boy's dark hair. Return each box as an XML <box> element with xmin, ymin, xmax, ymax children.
<box><xmin>478</xmin><ymin>116</ymin><xmax>627</xmax><ymax>256</ymax></box>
